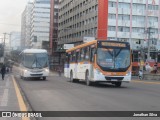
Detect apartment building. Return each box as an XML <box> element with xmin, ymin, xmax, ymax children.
<box><xmin>31</xmin><ymin>0</ymin><xmax>50</xmax><ymax>49</ymax></box>
<box><xmin>58</xmin><ymin>0</ymin><xmax>160</xmax><ymax>51</ymax></box>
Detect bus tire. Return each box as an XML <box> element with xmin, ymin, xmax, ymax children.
<box><xmin>85</xmin><ymin>70</ymin><xmax>91</xmax><ymax>86</ymax></box>
<box><xmin>70</xmin><ymin>71</ymin><xmax>75</xmax><ymax>82</ymax></box>
<box><xmin>43</xmin><ymin>77</ymin><xmax>46</xmax><ymax>80</ymax></box>
<box><xmin>114</xmin><ymin>82</ymin><xmax>122</xmax><ymax>87</ymax></box>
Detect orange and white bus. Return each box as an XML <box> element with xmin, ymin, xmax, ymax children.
<box><xmin>64</xmin><ymin>40</ymin><xmax>132</xmax><ymax>87</ymax></box>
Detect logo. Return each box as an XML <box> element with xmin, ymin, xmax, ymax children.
<box><xmin>2</xmin><ymin>112</ymin><xmax>11</xmax><ymax>117</ymax></box>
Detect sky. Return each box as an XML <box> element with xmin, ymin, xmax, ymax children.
<box><xmin>0</xmin><ymin>0</ymin><xmax>33</xmax><ymax>42</ymax></box>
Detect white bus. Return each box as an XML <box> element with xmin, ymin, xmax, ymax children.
<box><xmin>64</xmin><ymin>40</ymin><xmax>132</xmax><ymax>87</ymax></box>
<box><xmin>20</xmin><ymin>49</ymin><xmax>49</xmax><ymax>80</ymax></box>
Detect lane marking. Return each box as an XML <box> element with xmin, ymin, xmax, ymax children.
<box><xmin>12</xmin><ymin>75</ymin><xmax>30</xmax><ymax>120</ymax></box>
<box><xmin>132</xmin><ymin>80</ymin><xmax>160</xmax><ymax>85</ymax></box>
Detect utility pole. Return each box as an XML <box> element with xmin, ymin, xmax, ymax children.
<box><xmin>147</xmin><ymin>27</ymin><xmax>153</xmax><ymax>61</ymax></box>
<box><xmin>3</xmin><ymin>33</ymin><xmax>6</xmax><ymax>46</ymax></box>
<box><xmin>147</xmin><ymin>27</ymin><xmax>151</xmax><ymax>61</ymax></box>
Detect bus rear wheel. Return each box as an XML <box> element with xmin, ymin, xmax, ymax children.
<box><xmin>70</xmin><ymin>71</ymin><xmax>75</xmax><ymax>82</ymax></box>
<box><xmin>85</xmin><ymin>71</ymin><xmax>91</xmax><ymax>86</ymax></box>
<box><xmin>114</xmin><ymin>82</ymin><xmax>122</xmax><ymax>87</ymax></box>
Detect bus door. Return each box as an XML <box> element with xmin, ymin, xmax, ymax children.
<box><xmin>80</xmin><ymin>47</ymin><xmax>92</xmax><ymax>80</ymax></box>
<box><xmin>77</xmin><ymin>49</ymin><xmax>83</xmax><ymax>79</ymax></box>
<box><xmin>74</xmin><ymin>51</ymin><xmax>79</xmax><ymax>79</ymax></box>
<box><xmin>89</xmin><ymin>46</ymin><xmax>96</xmax><ymax>79</ymax></box>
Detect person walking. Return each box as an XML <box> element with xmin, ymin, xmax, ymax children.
<box><xmin>58</xmin><ymin>67</ymin><xmax>62</xmax><ymax>77</ymax></box>
<box><xmin>138</xmin><ymin>70</ymin><xmax>143</xmax><ymax>80</ymax></box>
<box><xmin>153</xmin><ymin>62</ymin><xmax>158</xmax><ymax>74</ymax></box>
<box><xmin>1</xmin><ymin>64</ymin><xmax>6</xmax><ymax>80</ymax></box>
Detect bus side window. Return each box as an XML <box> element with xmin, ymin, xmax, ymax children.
<box><xmin>75</xmin><ymin>52</ymin><xmax>79</xmax><ymax>63</ymax></box>
<box><xmin>84</xmin><ymin>47</ymin><xmax>90</xmax><ymax>61</ymax></box>
<box><xmin>90</xmin><ymin>47</ymin><xmax>95</xmax><ymax>62</ymax></box>
<box><xmin>72</xmin><ymin>51</ymin><xmax>76</xmax><ymax>63</ymax></box>
<box><xmin>78</xmin><ymin>49</ymin><xmax>81</xmax><ymax>62</ymax></box>
<box><xmin>81</xmin><ymin>48</ymin><xmax>85</xmax><ymax>61</ymax></box>
<box><xmin>70</xmin><ymin>53</ymin><xmax>73</xmax><ymax>63</ymax></box>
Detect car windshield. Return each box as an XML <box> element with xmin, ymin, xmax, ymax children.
<box><xmin>97</xmin><ymin>48</ymin><xmax>130</xmax><ymax>70</ymax></box>
<box><xmin>23</xmin><ymin>53</ymin><xmax>48</xmax><ymax>68</ymax></box>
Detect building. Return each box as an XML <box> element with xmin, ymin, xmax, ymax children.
<box><xmin>31</xmin><ymin>0</ymin><xmax>50</xmax><ymax>49</ymax></box>
<box><xmin>50</xmin><ymin>0</ymin><xmax>59</xmax><ymax>55</ymax></box>
<box><xmin>10</xmin><ymin>32</ymin><xmax>21</xmax><ymax>50</ymax></box>
<box><xmin>21</xmin><ymin>2</ymin><xmax>33</xmax><ymax>49</ymax></box>
<box><xmin>58</xmin><ymin>0</ymin><xmax>160</xmax><ymax>51</ymax></box>
<box><xmin>50</xmin><ymin>0</ymin><xmax>66</xmax><ymax>70</ymax></box>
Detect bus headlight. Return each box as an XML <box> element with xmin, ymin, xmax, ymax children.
<box><xmin>44</xmin><ymin>69</ymin><xmax>49</xmax><ymax>72</ymax></box>
<box><xmin>126</xmin><ymin>71</ymin><xmax>131</xmax><ymax>76</ymax></box>
<box><xmin>24</xmin><ymin>69</ymin><xmax>28</xmax><ymax>73</ymax></box>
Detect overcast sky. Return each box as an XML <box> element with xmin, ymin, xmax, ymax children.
<box><xmin>0</xmin><ymin>0</ymin><xmax>33</xmax><ymax>41</ymax></box>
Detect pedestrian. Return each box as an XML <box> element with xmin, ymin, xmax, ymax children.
<box><xmin>153</xmin><ymin>62</ymin><xmax>158</xmax><ymax>74</ymax></box>
<box><xmin>145</xmin><ymin>62</ymin><xmax>151</xmax><ymax>73</ymax></box>
<box><xmin>1</xmin><ymin>64</ymin><xmax>6</xmax><ymax>80</ymax></box>
<box><xmin>58</xmin><ymin>67</ymin><xmax>62</xmax><ymax>76</ymax></box>
<box><xmin>138</xmin><ymin>70</ymin><xmax>143</xmax><ymax>80</ymax></box>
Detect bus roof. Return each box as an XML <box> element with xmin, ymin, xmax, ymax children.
<box><xmin>66</xmin><ymin>40</ymin><xmax>130</xmax><ymax>53</ymax></box>
<box><xmin>22</xmin><ymin>49</ymin><xmax>47</xmax><ymax>53</ymax></box>
<box><xmin>66</xmin><ymin>40</ymin><xmax>97</xmax><ymax>53</ymax></box>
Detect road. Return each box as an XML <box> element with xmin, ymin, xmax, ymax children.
<box><xmin>12</xmin><ymin>66</ymin><xmax>160</xmax><ymax>120</ymax></box>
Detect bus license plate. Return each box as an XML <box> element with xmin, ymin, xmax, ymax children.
<box><xmin>111</xmin><ymin>79</ymin><xmax>117</xmax><ymax>81</ymax></box>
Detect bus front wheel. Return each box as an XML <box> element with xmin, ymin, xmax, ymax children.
<box><xmin>114</xmin><ymin>82</ymin><xmax>122</xmax><ymax>87</ymax></box>
<box><xmin>85</xmin><ymin>71</ymin><xmax>91</xmax><ymax>86</ymax></box>
<box><xmin>70</xmin><ymin>71</ymin><xmax>75</xmax><ymax>82</ymax></box>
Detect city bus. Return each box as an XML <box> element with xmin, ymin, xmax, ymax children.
<box><xmin>19</xmin><ymin>49</ymin><xmax>49</xmax><ymax>80</ymax></box>
<box><xmin>64</xmin><ymin>40</ymin><xmax>132</xmax><ymax>87</ymax></box>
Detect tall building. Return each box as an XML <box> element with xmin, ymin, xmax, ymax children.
<box><xmin>31</xmin><ymin>0</ymin><xmax>50</xmax><ymax>49</ymax></box>
<box><xmin>50</xmin><ymin>0</ymin><xmax>59</xmax><ymax>55</ymax></box>
<box><xmin>21</xmin><ymin>2</ymin><xmax>33</xmax><ymax>49</ymax></box>
<box><xmin>58</xmin><ymin>0</ymin><xmax>160</xmax><ymax>51</ymax></box>
<box><xmin>10</xmin><ymin>32</ymin><xmax>21</xmax><ymax>50</ymax></box>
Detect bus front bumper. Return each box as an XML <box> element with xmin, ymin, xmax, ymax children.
<box><xmin>23</xmin><ymin>69</ymin><xmax>49</xmax><ymax>78</ymax></box>
<box><xmin>93</xmin><ymin>70</ymin><xmax>131</xmax><ymax>82</ymax></box>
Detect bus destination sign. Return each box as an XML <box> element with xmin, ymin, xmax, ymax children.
<box><xmin>101</xmin><ymin>42</ymin><xmax>126</xmax><ymax>47</ymax></box>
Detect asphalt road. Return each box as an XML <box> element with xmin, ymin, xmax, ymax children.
<box><xmin>13</xmin><ymin>67</ymin><xmax>160</xmax><ymax>120</ymax></box>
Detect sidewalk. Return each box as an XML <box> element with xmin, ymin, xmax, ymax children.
<box><xmin>0</xmin><ymin>74</ymin><xmax>21</xmax><ymax>119</ymax></box>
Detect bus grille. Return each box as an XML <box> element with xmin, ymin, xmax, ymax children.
<box><xmin>105</xmin><ymin>77</ymin><xmax>124</xmax><ymax>81</ymax></box>
<box><xmin>30</xmin><ymin>70</ymin><xmax>43</xmax><ymax>73</ymax></box>
<box><xmin>30</xmin><ymin>74</ymin><xmax>43</xmax><ymax>76</ymax></box>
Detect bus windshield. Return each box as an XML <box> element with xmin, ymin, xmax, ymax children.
<box><xmin>97</xmin><ymin>48</ymin><xmax>130</xmax><ymax>71</ymax></box>
<box><xmin>23</xmin><ymin>53</ymin><xmax>48</xmax><ymax>69</ymax></box>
